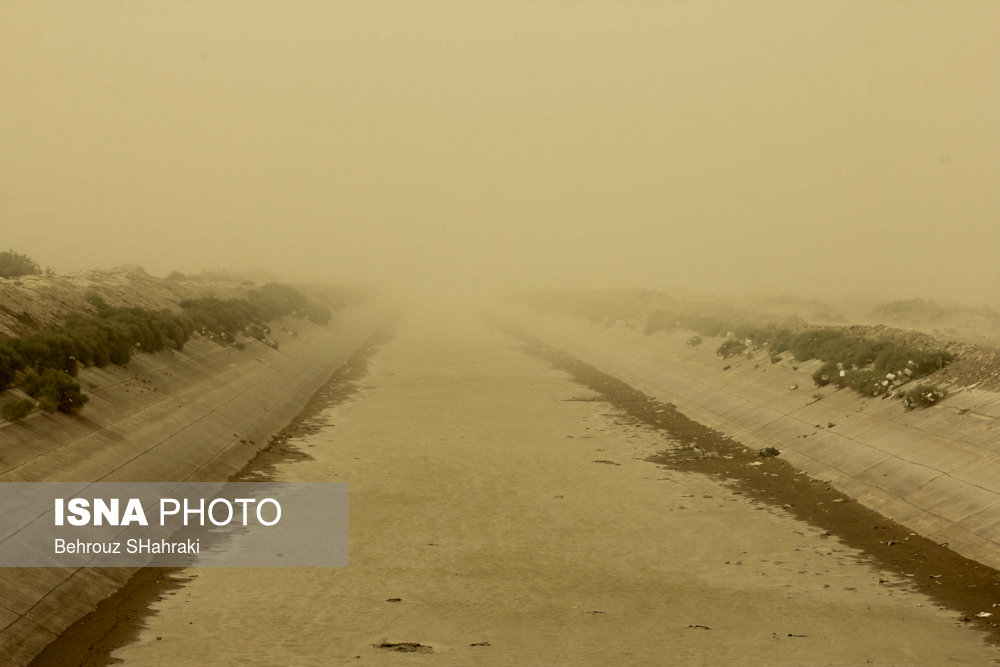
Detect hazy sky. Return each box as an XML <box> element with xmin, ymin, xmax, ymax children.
<box><xmin>2</xmin><ymin>2</ymin><xmax>998</xmax><ymax>303</ymax></box>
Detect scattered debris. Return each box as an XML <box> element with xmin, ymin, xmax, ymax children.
<box><xmin>903</xmin><ymin>384</ymin><xmax>947</xmax><ymax>410</ymax></box>
<box><xmin>688</xmin><ymin>624</ymin><xmax>711</xmax><ymax>630</ymax></box>
<box><xmin>374</xmin><ymin>642</ymin><xmax>433</xmax><ymax>654</ymax></box>
<box><xmin>690</xmin><ymin>447</ymin><xmax>721</xmax><ymax>460</ymax></box>
<box><xmin>759</xmin><ymin>447</ymin><xmax>781</xmax><ymax>458</ymax></box>
<box><xmin>385</xmin><ymin>598</ymin><xmax>402</xmax><ymax>603</ymax></box>
<box><xmin>592</xmin><ymin>460</ymin><xmax>620</xmax><ymax>465</ymax></box>
<box><xmin>469</xmin><ymin>642</ymin><xmax>491</xmax><ymax>647</ymax></box>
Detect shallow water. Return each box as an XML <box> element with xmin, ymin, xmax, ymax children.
<box><xmin>110</xmin><ymin>314</ymin><xmax>997</xmax><ymax>665</ymax></box>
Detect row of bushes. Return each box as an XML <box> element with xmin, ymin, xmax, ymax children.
<box><xmin>1</xmin><ymin>283</ymin><xmax>333</xmax><ymax>419</ymax></box>
<box><xmin>796</xmin><ymin>329</ymin><xmax>951</xmax><ymax>398</ymax></box>
<box><xmin>0</xmin><ymin>373</ymin><xmax>90</xmax><ymax>420</ymax></box>
<box><xmin>531</xmin><ymin>295</ymin><xmax>953</xmax><ymax>409</ymax></box>
<box><xmin>180</xmin><ymin>283</ymin><xmax>331</xmax><ymax>335</ymax></box>
<box><xmin>645</xmin><ymin>309</ymin><xmax>952</xmax><ymax>404</ymax></box>
<box><xmin>0</xmin><ymin>301</ymin><xmax>192</xmax><ymax>417</ymax></box>
<box><xmin>645</xmin><ymin>308</ymin><xmax>801</xmax><ymax>348</ymax></box>
<box><xmin>0</xmin><ymin>302</ymin><xmax>190</xmax><ymax>389</ymax></box>
<box><xmin>710</xmin><ymin>325</ymin><xmax>952</xmax><ymax>402</ymax></box>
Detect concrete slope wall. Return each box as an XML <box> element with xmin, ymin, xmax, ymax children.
<box><xmin>514</xmin><ymin>310</ymin><xmax>1000</xmax><ymax>572</ymax></box>
<box><xmin>0</xmin><ymin>302</ymin><xmax>393</xmax><ymax>665</ymax></box>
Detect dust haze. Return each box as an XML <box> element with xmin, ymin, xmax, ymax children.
<box><xmin>2</xmin><ymin>1</ymin><xmax>997</xmax><ymax>306</ymax></box>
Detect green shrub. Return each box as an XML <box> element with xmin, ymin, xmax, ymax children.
<box><xmin>872</xmin><ymin>347</ymin><xmax>951</xmax><ymax>377</ymax></box>
<box><xmin>21</xmin><ymin>369</ymin><xmax>88</xmax><ymax>413</ymax></box>
<box><xmin>85</xmin><ymin>291</ymin><xmax>112</xmax><ymax>314</ymax></box>
<box><xmin>790</xmin><ymin>329</ymin><xmax>857</xmax><ymax>363</ymax></box>
<box><xmin>812</xmin><ymin>360</ymin><xmax>839</xmax><ymax>387</ymax></box>
<box><xmin>0</xmin><ymin>282</ymin><xmax>343</xmax><ymax>416</ymax></box>
<box><xmin>0</xmin><ymin>341</ymin><xmax>25</xmax><ymax>392</ymax></box>
<box><xmin>844</xmin><ymin>369</ymin><xmax>882</xmax><ymax>395</ymax></box>
<box><xmin>254</xmin><ymin>283</ymin><xmax>331</xmax><ymax>325</ymax></box>
<box><xmin>0</xmin><ymin>250</ymin><xmax>42</xmax><ymax>278</ymax></box>
<box><xmin>14</xmin><ymin>331</ymin><xmax>80</xmax><ymax>375</ymax></box>
<box><xmin>740</xmin><ymin>327</ymin><xmax>793</xmax><ymax>351</ymax></box>
<box><xmin>716</xmin><ymin>339</ymin><xmax>747</xmax><ymax>359</ymax></box>
<box><xmin>1</xmin><ymin>397</ymin><xmax>34</xmax><ymax>422</ymax></box>
<box><xmin>903</xmin><ymin>384</ymin><xmax>946</xmax><ymax>410</ymax></box>
<box><xmin>180</xmin><ymin>284</ymin><xmax>331</xmax><ymax>338</ymax></box>
<box><xmin>180</xmin><ymin>297</ymin><xmax>259</xmax><ymax>336</ymax></box>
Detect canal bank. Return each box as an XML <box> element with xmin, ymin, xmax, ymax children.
<box><xmin>0</xmin><ymin>300</ymin><xmax>395</xmax><ymax>665</ymax></box>
<box><xmin>509</xmin><ymin>307</ymin><xmax>1000</xmax><ymax>574</ymax></box>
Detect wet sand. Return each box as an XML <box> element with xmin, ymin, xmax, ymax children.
<box><xmin>79</xmin><ymin>315</ymin><xmax>1000</xmax><ymax>664</ymax></box>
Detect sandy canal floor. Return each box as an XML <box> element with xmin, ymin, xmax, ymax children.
<box><xmin>110</xmin><ymin>313</ymin><xmax>998</xmax><ymax>665</ymax></box>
